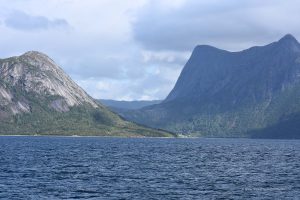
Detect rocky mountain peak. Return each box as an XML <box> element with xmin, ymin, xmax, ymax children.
<box><xmin>0</xmin><ymin>51</ymin><xmax>99</xmax><ymax>114</ymax></box>
<box><xmin>276</xmin><ymin>34</ymin><xmax>300</xmax><ymax>51</ymax></box>
<box><xmin>278</xmin><ymin>34</ymin><xmax>298</xmax><ymax>43</ymax></box>
<box><xmin>22</xmin><ymin>51</ymin><xmax>52</xmax><ymax>58</ymax></box>
<box><xmin>19</xmin><ymin>51</ymin><xmax>60</xmax><ymax>72</ymax></box>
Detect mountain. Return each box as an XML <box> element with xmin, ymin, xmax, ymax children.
<box><xmin>0</xmin><ymin>51</ymin><xmax>173</xmax><ymax>137</ymax></box>
<box><xmin>98</xmin><ymin>99</ymin><xmax>162</xmax><ymax>111</ymax></box>
<box><xmin>120</xmin><ymin>34</ymin><xmax>300</xmax><ymax>138</ymax></box>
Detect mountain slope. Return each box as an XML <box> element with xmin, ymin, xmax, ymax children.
<box><xmin>0</xmin><ymin>51</ymin><xmax>173</xmax><ymax>137</ymax></box>
<box><xmin>120</xmin><ymin>34</ymin><xmax>300</xmax><ymax>138</ymax></box>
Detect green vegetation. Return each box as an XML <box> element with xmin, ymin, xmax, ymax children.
<box><xmin>0</xmin><ymin>85</ymin><xmax>173</xmax><ymax>137</ymax></box>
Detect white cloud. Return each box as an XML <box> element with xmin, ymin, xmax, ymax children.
<box><xmin>4</xmin><ymin>10</ymin><xmax>69</xmax><ymax>31</ymax></box>
<box><xmin>1</xmin><ymin>0</ymin><xmax>300</xmax><ymax>100</ymax></box>
<box><xmin>133</xmin><ymin>0</ymin><xmax>300</xmax><ymax>51</ymax></box>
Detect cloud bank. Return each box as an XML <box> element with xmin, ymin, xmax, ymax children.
<box><xmin>133</xmin><ymin>0</ymin><xmax>300</xmax><ymax>51</ymax></box>
<box><xmin>5</xmin><ymin>10</ymin><xmax>69</xmax><ymax>31</ymax></box>
<box><xmin>1</xmin><ymin>0</ymin><xmax>300</xmax><ymax>100</ymax></box>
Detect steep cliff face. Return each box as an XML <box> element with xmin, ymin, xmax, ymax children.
<box><xmin>120</xmin><ymin>34</ymin><xmax>300</xmax><ymax>138</ymax></box>
<box><xmin>0</xmin><ymin>51</ymin><xmax>173</xmax><ymax>137</ymax></box>
<box><xmin>166</xmin><ymin>34</ymin><xmax>300</xmax><ymax>106</ymax></box>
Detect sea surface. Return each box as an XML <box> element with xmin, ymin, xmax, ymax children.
<box><xmin>0</xmin><ymin>136</ymin><xmax>299</xmax><ymax>200</ymax></box>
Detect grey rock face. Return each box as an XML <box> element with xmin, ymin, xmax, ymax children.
<box><xmin>0</xmin><ymin>51</ymin><xmax>99</xmax><ymax>116</ymax></box>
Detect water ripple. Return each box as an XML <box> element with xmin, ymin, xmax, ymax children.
<box><xmin>0</xmin><ymin>137</ymin><xmax>299</xmax><ymax>199</ymax></box>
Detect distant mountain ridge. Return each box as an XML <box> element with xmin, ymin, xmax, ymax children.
<box><xmin>99</xmin><ymin>99</ymin><xmax>162</xmax><ymax>110</ymax></box>
<box><xmin>120</xmin><ymin>34</ymin><xmax>300</xmax><ymax>139</ymax></box>
<box><xmin>0</xmin><ymin>51</ymin><xmax>173</xmax><ymax>137</ymax></box>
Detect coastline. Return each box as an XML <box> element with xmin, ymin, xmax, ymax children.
<box><xmin>0</xmin><ymin>134</ymin><xmax>177</xmax><ymax>138</ymax></box>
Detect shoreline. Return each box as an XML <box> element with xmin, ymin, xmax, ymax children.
<box><xmin>1</xmin><ymin>135</ymin><xmax>298</xmax><ymax>140</ymax></box>
<box><xmin>0</xmin><ymin>134</ymin><xmax>178</xmax><ymax>138</ymax></box>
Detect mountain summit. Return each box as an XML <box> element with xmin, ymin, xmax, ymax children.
<box><xmin>121</xmin><ymin>34</ymin><xmax>300</xmax><ymax>139</ymax></box>
<box><xmin>278</xmin><ymin>34</ymin><xmax>298</xmax><ymax>43</ymax></box>
<box><xmin>0</xmin><ymin>51</ymin><xmax>173</xmax><ymax>137</ymax></box>
<box><xmin>276</xmin><ymin>34</ymin><xmax>300</xmax><ymax>51</ymax></box>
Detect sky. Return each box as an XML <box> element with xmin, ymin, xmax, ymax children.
<box><xmin>1</xmin><ymin>0</ymin><xmax>300</xmax><ymax>100</ymax></box>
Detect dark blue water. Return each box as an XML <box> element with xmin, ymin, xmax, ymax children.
<box><xmin>0</xmin><ymin>137</ymin><xmax>299</xmax><ymax>199</ymax></box>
